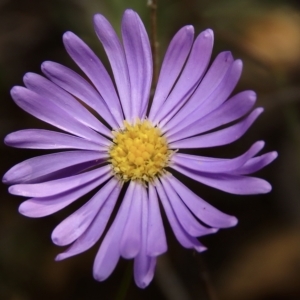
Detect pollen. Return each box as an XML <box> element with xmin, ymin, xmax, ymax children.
<box><xmin>109</xmin><ymin>119</ymin><xmax>173</xmax><ymax>182</ymax></box>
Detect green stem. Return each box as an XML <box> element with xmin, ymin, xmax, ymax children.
<box><xmin>114</xmin><ymin>263</ymin><xmax>132</xmax><ymax>300</ymax></box>
<box><xmin>148</xmin><ymin>0</ymin><xmax>159</xmax><ymax>89</ymax></box>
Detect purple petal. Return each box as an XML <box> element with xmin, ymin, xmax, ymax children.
<box><xmin>153</xmin><ymin>29</ymin><xmax>214</xmax><ymax>126</ymax></box>
<box><xmin>23</xmin><ymin>72</ymin><xmax>111</xmax><ymax>138</ymax></box>
<box><xmin>170</xmin><ymin>108</ymin><xmax>263</xmax><ymax>148</ymax></box>
<box><xmin>164</xmin><ymin>59</ymin><xmax>242</xmax><ymax>134</ymax></box>
<box><xmin>234</xmin><ymin>151</ymin><xmax>278</xmax><ymax>175</ymax></box>
<box><xmin>93</xmin><ymin>182</ymin><xmax>135</xmax><ymax>282</ymax></box>
<box><xmin>161</xmin><ymin>176</ymin><xmax>217</xmax><ymax>237</ymax></box>
<box><xmin>166</xmin><ymin>175</ymin><xmax>238</xmax><ymax>228</ymax></box>
<box><xmin>172</xmin><ymin>164</ymin><xmax>272</xmax><ymax>194</ymax></box>
<box><xmin>155</xmin><ymin>179</ymin><xmax>206</xmax><ymax>252</ymax></box>
<box><xmin>10</xmin><ymin>86</ymin><xmax>109</xmax><ymax>146</ymax></box>
<box><xmin>56</xmin><ymin>177</ymin><xmax>121</xmax><ymax>260</ymax></box>
<box><xmin>134</xmin><ymin>254</ymin><xmax>156</xmax><ymax>289</ymax></box>
<box><xmin>147</xmin><ymin>184</ymin><xmax>167</xmax><ymax>256</ymax></box>
<box><xmin>3</xmin><ymin>150</ymin><xmax>107</xmax><ymax>185</ymax></box>
<box><xmin>41</xmin><ymin>61</ymin><xmax>118</xmax><ymax>128</ymax></box>
<box><xmin>134</xmin><ymin>188</ymin><xmax>156</xmax><ymax>288</ymax></box>
<box><xmin>4</xmin><ymin>129</ymin><xmax>104</xmax><ymax>151</ymax></box>
<box><xmin>9</xmin><ymin>165</ymin><xmax>111</xmax><ymax>197</ymax></box>
<box><xmin>120</xmin><ymin>182</ymin><xmax>143</xmax><ymax>259</ymax></box>
<box><xmin>18</xmin><ymin>172</ymin><xmax>112</xmax><ymax>217</ymax></box>
<box><xmin>149</xmin><ymin>25</ymin><xmax>194</xmax><ymax>121</ymax></box>
<box><xmin>121</xmin><ymin>9</ymin><xmax>152</xmax><ymax>119</ymax></box>
<box><xmin>93</xmin><ymin>14</ymin><xmax>131</xmax><ymax>120</ymax></box>
<box><xmin>172</xmin><ymin>141</ymin><xmax>265</xmax><ymax>173</ymax></box>
<box><xmin>167</xmin><ymin>90</ymin><xmax>256</xmax><ymax>142</ymax></box>
<box><xmin>63</xmin><ymin>31</ymin><xmax>124</xmax><ymax>126</ymax></box>
<box><xmin>52</xmin><ymin>178</ymin><xmax>120</xmax><ymax>246</ymax></box>
<box><xmin>163</xmin><ymin>51</ymin><xmax>234</xmax><ymax>132</ymax></box>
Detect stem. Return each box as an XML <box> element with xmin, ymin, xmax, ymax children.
<box><xmin>148</xmin><ymin>0</ymin><xmax>159</xmax><ymax>89</ymax></box>
<box><xmin>197</xmin><ymin>255</ymin><xmax>218</xmax><ymax>300</ymax></box>
<box><xmin>114</xmin><ymin>263</ymin><xmax>132</xmax><ymax>300</ymax></box>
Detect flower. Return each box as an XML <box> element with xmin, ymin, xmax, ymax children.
<box><xmin>3</xmin><ymin>9</ymin><xmax>277</xmax><ymax>288</ymax></box>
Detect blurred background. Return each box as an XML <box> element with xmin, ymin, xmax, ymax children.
<box><xmin>0</xmin><ymin>0</ymin><xmax>300</xmax><ymax>299</ymax></box>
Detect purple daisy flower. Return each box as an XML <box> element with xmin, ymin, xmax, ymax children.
<box><xmin>3</xmin><ymin>9</ymin><xmax>277</xmax><ymax>288</ymax></box>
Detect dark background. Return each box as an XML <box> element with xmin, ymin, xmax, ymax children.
<box><xmin>1</xmin><ymin>0</ymin><xmax>300</xmax><ymax>299</ymax></box>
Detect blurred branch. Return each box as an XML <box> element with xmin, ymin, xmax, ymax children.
<box><xmin>260</xmin><ymin>86</ymin><xmax>300</xmax><ymax>109</ymax></box>
<box><xmin>156</xmin><ymin>255</ymin><xmax>192</xmax><ymax>300</ymax></box>
<box><xmin>147</xmin><ymin>0</ymin><xmax>159</xmax><ymax>88</ymax></box>
<box><xmin>198</xmin><ymin>255</ymin><xmax>219</xmax><ymax>300</ymax></box>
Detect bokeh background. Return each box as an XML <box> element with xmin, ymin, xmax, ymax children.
<box><xmin>1</xmin><ymin>0</ymin><xmax>300</xmax><ymax>299</ymax></box>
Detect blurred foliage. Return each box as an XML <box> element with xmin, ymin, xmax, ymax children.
<box><xmin>1</xmin><ymin>0</ymin><xmax>300</xmax><ymax>299</ymax></box>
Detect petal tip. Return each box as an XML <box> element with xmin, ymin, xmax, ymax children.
<box><xmin>257</xmin><ymin>107</ymin><xmax>264</xmax><ymax>114</ymax></box>
<box><xmin>18</xmin><ymin>203</ymin><xmax>28</xmax><ymax>216</ymax></box>
<box><xmin>3</xmin><ymin>134</ymin><xmax>12</xmax><ymax>146</ymax></box>
<box><xmin>216</xmin><ymin>51</ymin><xmax>234</xmax><ymax>63</ymax></box>
<box><xmin>136</xmin><ymin>280</ymin><xmax>149</xmax><ymax>289</ymax></box>
<box><xmin>2</xmin><ymin>172</ymin><xmax>9</xmax><ymax>184</ymax></box>
<box><xmin>55</xmin><ymin>253</ymin><xmax>66</xmax><ymax>261</ymax></box>
<box><xmin>23</xmin><ymin>72</ymin><xmax>32</xmax><ymax>83</ymax></box>
<box><xmin>185</xmin><ymin>25</ymin><xmax>194</xmax><ymax>34</ymax></box>
<box><xmin>234</xmin><ymin>59</ymin><xmax>243</xmax><ymax>70</ymax></box>
<box><xmin>51</xmin><ymin>234</ymin><xmax>61</xmax><ymax>246</ymax></box>
<box><xmin>255</xmin><ymin>140</ymin><xmax>265</xmax><ymax>150</ymax></box>
<box><xmin>248</xmin><ymin>91</ymin><xmax>257</xmax><ymax>102</ymax></box>
<box><xmin>272</xmin><ymin>151</ymin><xmax>279</xmax><ymax>160</ymax></box>
<box><xmin>203</xmin><ymin>28</ymin><xmax>213</xmax><ymax>39</ymax></box>
<box><xmin>41</xmin><ymin>61</ymin><xmax>51</xmax><ymax>71</ymax></box>
<box><xmin>63</xmin><ymin>31</ymin><xmax>75</xmax><ymax>43</ymax></box>
<box><xmin>8</xmin><ymin>185</ymin><xmax>16</xmax><ymax>195</ymax></box>
<box><xmin>197</xmin><ymin>245</ymin><xmax>207</xmax><ymax>252</ymax></box>
<box><xmin>230</xmin><ymin>216</ymin><xmax>238</xmax><ymax>227</ymax></box>
<box><xmin>93</xmin><ymin>272</ymin><xmax>105</xmax><ymax>282</ymax></box>
<box><xmin>10</xmin><ymin>86</ymin><xmax>21</xmax><ymax>98</ymax></box>
<box><xmin>124</xmin><ymin>8</ymin><xmax>135</xmax><ymax>14</ymax></box>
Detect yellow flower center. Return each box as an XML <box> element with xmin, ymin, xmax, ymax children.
<box><xmin>109</xmin><ymin>120</ymin><xmax>173</xmax><ymax>182</ymax></box>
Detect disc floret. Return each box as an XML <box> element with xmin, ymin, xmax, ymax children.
<box><xmin>109</xmin><ymin>120</ymin><xmax>173</xmax><ymax>182</ymax></box>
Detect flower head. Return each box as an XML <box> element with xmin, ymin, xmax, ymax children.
<box><xmin>3</xmin><ymin>9</ymin><xmax>277</xmax><ymax>288</ymax></box>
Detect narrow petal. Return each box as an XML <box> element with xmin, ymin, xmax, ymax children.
<box><xmin>155</xmin><ymin>179</ymin><xmax>206</xmax><ymax>252</ymax></box>
<box><xmin>94</xmin><ymin>14</ymin><xmax>131</xmax><ymax>120</ymax></box>
<box><xmin>149</xmin><ymin>25</ymin><xmax>194</xmax><ymax>120</ymax></box>
<box><xmin>121</xmin><ymin>9</ymin><xmax>152</xmax><ymax>119</ymax></box>
<box><xmin>10</xmin><ymin>86</ymin><xmax>109</xmax><ymax>146</ymax></box>
<box><xmin>41</xmin><ymin>61</ymin><xmax>118</xmax><ymax>128</ymax></box>
<box><xmin>18</xmin><ymin>172</ymin><xmax>112</xmax><ymax>217</ymax></box>
<box><xmin>3</xmin><ymin>150</ymin><xmax>107</xmax><ymax>185</ymax></box>
<box><xmin>161</xmin><ymin>177</ymin><xmax>217</xmax><ymax>237</ymax></box>
<box><xmin>52</xmin><ymin>178</ymin><xmax>120</xmax><ymax>246</ymax></box>
<box><xmin>170</xmin><ymin>108</ymin><xmax>263</xmax><ymax>148</ymax></box>
<box><xmin>56</xmin><ymin>178</ymin><xmax>121</xmax><ymax>260</ymax></box>
<box><xmin>9</xmin><ymin>165</ymin><xmax>111</xmax><ymax>197</ymax></box>
<box><xmin>120</xmin><ymin>182</ymin><xmax>142</xmax><ymax>259</ymax></box>
<box><xmin>233</xmin><ymin>151</ymin><xmax>278</xmax><ymax>175</ymax></box>
<box><xmin>172</xmin><ymin>164</ymin><xmax>272</xmax><ymax>194</ymax></box>
<box><xmin>147</xmin><ymin>184</ymin><xmax>167</xmax><ymax>256</ymax></box>
<box><xmin>167</xmin><ymin>90</ymin><xmax>256</xmax><ymax>142</ymax></box>
<box><xmin>4</xmin><ymin>129</ymin><xmax>104</xmax><ymax>151</ymax></box>
<box><xmin>134</xmin><ymin>188</ymin><xmax>156</xmax><ymax>288</ymax></box>
<box><xmin>63</xmin><ymin>31</ymin><xmax>124</xmax><ymax>126</ymax></box>
<box><xmin>134</xmin><ymin>255</ymin><xmax>156</xmax><ymax>289</ymax></box>
<box><xmin>23</xmin><ymin>72</ymin><xmax>112</xmax><ymax>138</ymax></box>
<box><xmin>164</xmin><ymin>59</ymin><xmax>243</xmax><ymax>134</ymax></box>
<box><xmin>93</xmin><ymin>182</ymin><xmax>135</xmax><ymax>281</ymax></box>
<box><xmin>167</xmin><ymin>175</ymin><xmax>238</xmax><ymax>228</ymax></box>
<box><xmin>153</xmin><ymin>29</ymin><xmax>214</xmax><ymax>126</ymax></box>
<box><xmin>163</xmin><ymin>51</ymin><xmax>234</xmax><ymax>132</ymax></box>
<box><xmin>172</xmin><ymin>141</ymin><xmax>265</xmax><ymax>174</ymax></box>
